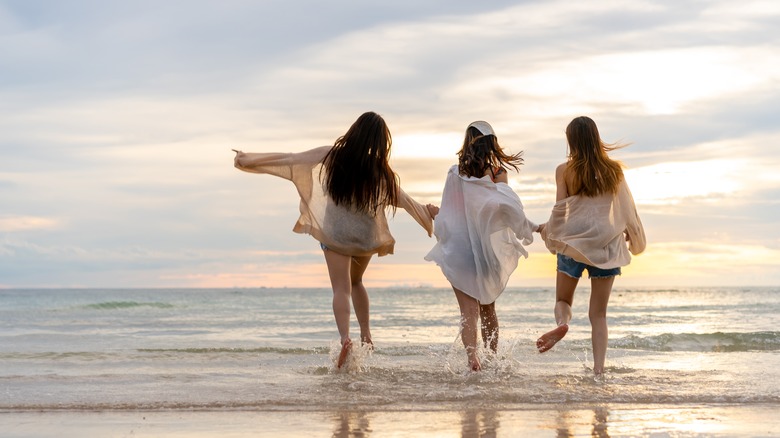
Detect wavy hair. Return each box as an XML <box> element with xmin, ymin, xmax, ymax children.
<box><xmin>565</xmin><ymin>116</ymin><xmax>625</xmax><ymax>196</ymax></box>
<box><xmin>458</xmin><ymin>126</ymin><xmax>523</xmax><ymax>178</ymax></box>
<box><xmin>320</xmin><ymin>111</ymin><xmax>398</xmax><ymax>214</ymax></box>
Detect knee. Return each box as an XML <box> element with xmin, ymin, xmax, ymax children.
<box><xmin>479</xmin><ymin>303</ymin><xmax>495</xmax><ymax>315</ymax></box>
<box><xmin>588</xmin><ymin>308</ymin><xmax>607</xmax><ymax>322</ymax></box>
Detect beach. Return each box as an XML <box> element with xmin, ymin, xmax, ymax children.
<box><xmin>1</xmin><ymin>287</ymin><xmax>779</xmax><ymax>436</ymax></box>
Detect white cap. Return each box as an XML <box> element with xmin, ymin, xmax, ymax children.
<box><xmin>467</xmin><ymin>120</ymin><xmax>495</xmax><ymax>136</ymax></box>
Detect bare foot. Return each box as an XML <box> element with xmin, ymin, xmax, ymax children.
<box><xmin>361</xmin><ymin>336</ymin><xmax>374</xmax><ymax>351</ymax></box>
<box><xmin>466</xmin><ymin>348</ymin><xmax>481</xmax><ymax>372</ymax></box>
<box><xmin>536</xmin><ymin>323</ymin><xmax>569</xmax><ymax>353</ymax></box>
<box><xmin>337</xmin><ymin>338</ymin><xmax>352</xmax><ymax>369</ymax></box>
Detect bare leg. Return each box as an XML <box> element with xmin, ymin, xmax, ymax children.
<box><xmin>479</xmin><ymin>302</ymin><xmax>499</xmax><ymax>353</ymax></box>
<box><xmin>589</xmin><ymin>276</ymin><xmax>614</xmax><ymax>375</ymax></box>
<box><xmin>537</xmin><ymin>271</ymin><xmax>579</xmax><ymax>352</ymax></box>
<box><xmin>349</xmin><ymin>255</ymin><xmax>373</xmax><ymax>346</ymax></box>
<box><xmin>453</xmin><ymin>287</ymin><xmax>481</xmax><ymax>371</ymax></box>
<box><xmin>323</xmin><ymin>249</ymin><xmax>353</xmax><ymax>344</ymax></box>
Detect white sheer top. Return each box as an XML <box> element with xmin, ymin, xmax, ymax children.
<box><xmin>234</xmin><ymin>146</ymin><xmax>433</xmax><ymax>257</ymax></box>
<box><xmin>541</xmin><ymin>179</ymin><xmax>646</xmax><ymax>268</ymax></box>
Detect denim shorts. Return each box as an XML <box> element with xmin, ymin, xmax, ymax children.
<box><xmin>557</xmin><ymin>254</ymin><xmax>621</xmax><ymax>279</ymax></box>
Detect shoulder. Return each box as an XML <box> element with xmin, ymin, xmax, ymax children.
<box><xmin>555</xmin><ymin>162</ymin><xmax>569</xmax><ymax>179</ymax></box>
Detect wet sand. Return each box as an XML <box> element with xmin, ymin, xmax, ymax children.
<box><xmin>4</xmin><ymin>404</ymin><xmax>778</xmax><ymax>437</ymax></box>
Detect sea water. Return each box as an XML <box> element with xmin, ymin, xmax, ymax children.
<box><xmin>1</xmin><ymin>286</ymin><xmax>779</xmax><ymax>412</ymax></box>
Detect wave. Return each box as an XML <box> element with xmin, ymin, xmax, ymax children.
<box><xmin>611</xmin><ymin>331</ymin><xmax>780</xmax><ymax>352</ymax></box>
<box><xmin>84</xmin><ymin>301</ymin><xmax>174</xmax><ymax>310</ymax></box>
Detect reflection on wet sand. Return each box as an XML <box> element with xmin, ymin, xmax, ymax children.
<box><xmin>592</xmin><ymin>407</ymin><xmax>609</xmax><ymax>438</ymax></box>
<box><xmin>330</xmin><ymin>409</ymin><xmax>503</xmax><ymax>437</ymax></box>
<box><xmin>460</xmin><ymin>410</ymin><xmax>500</xmax><ymax>438</ymax></box>
<box><xmin>555</xmin><ymin>407</ymin><xmax>610</xmax><ymax>438</ymax></box>
<box><xmin>332</xmin><ymin>411</ymin><xmax>371</xmax><ymax>437</ymax></box>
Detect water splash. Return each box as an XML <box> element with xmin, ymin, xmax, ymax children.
<box><xmin>328</xmin><ymin>340</ymin><xmax>374</xmax><ymax>374</ymax></box>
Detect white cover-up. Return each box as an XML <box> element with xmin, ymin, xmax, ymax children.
<box><xmin>425</xmin><ymin>165</ymin><xmax>537</xmax><ymax>304</ymax></box>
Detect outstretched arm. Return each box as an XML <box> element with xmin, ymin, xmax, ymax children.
<box><xmin>232</xmin><ymin>146</ymin><xmax>330</xmax><ymax>180</ymax></box>
<box><xmin>233</xmin><ymin>149</ymin><xmax>295</xmax><ymax>179</ymax></box>
<box><xmin>397</xmin><ymin>188</ymin><xmax>434</xmax><ymax>236</ymax></box>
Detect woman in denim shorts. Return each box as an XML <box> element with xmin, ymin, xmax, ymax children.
<box><xmin>537</xmin><ymin>116</ymin><xmax>646</xmax><ymax>376</ymax></box>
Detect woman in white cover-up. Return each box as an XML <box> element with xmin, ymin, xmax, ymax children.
<box><xmin>233</xmin><ymin>111</ymin><xmax>434</xmax><ymax>368</ymax></box>
<box><xmin>536</xmin><ymin>116</ymin><xmax>646</xmax><ymax>376</ymax></box>
<box><xmin>425</xmin><ymin>121</ymin><xmax>539</xmax><ymax>371</ymax></box>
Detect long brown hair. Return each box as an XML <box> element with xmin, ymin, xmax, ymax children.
<box><xmin>321</xmin><ymin>111</ymin><xmax>398</xmax><ymax>214</ymax></box>
<box><xmin>458</xmin><ymin>126</ymin><xmax>523</xmax><ymax>178</ymax></box>
<box><xmin>565</xmin><ymin>116</ymin><xmax>625</xmax><ymax>196</ymax></box>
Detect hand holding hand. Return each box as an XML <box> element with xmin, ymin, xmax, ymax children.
<box><xmin>426</xmin><ymin>204</ymin><xmax>440</xmax><ymax>219</ymax></box>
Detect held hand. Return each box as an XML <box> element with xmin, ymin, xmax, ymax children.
<box><xmin>426</xmin><ymin>204</ymin><xmax>440</xmax><ymax>219</ymax></box>
<box><xmin>536</xmin><ymin>223</ymin><xmax>546</xmax><ymax>234</ymax></box>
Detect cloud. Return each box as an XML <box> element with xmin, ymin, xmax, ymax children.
<box><xmin>0</xmin><ymin>215</ymin><xmax>58</xmax><ymax>232</ymax></box>
<box><xmin>1</xmin><ymin>0</ymin><xmax>778</xmax><ymax>287</ymax></box>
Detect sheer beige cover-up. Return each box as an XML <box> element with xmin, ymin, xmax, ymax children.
<box><xmin>541</xmin><ymin>179</ymin><xmax>646</xmax><ymax>268</ymax></box>
<box><xmin>234</xmin><ymin>146</ymin><xmax>433</xmax><ymax>257</ymax></box>
<box><xmin>425</xmin><ymin>165</ymin><xmax>537</xmax><ymax>304</ymax></box>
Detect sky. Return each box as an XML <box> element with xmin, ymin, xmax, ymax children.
<box><xmin>1</xmin><ymin>0</ymin><xmax>779</xmax><ymax>289</ymax></box>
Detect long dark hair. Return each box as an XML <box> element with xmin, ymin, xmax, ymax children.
<box><xmin>458</xmin><ymin>126</ymin><xmax>523</xmax><ymax>178</ymax></box>
<box><xmin>320</xmin><ymin>111</ymin><xmax>398</xmax><ymax>214</ymax></box>
<box><xmin>565</xmin><ymin>116</ymin><xmax>624</xmax><ymax>196</ymax></box>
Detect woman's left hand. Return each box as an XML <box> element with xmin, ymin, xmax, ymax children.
<box><xmin>426</xmin><ymin>204</ymin><xmax>440</xmax><ymax>219</ymax></box>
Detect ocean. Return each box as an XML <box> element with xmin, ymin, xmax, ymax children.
<box><xmin>1</xmin><ymin>286</ymin><xmax>779</xmax><ymax>437</ymax></box>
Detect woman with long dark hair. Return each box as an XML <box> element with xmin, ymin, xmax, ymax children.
<box><xmin>234</xmin><ymin>111</ymin><xmax>433</xmax><ymax>368</ymax></box>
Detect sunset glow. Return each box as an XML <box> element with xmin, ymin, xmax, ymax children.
<box><xmin>1</xmin><ymin>1</ymin><xmax>778</xmax><ymax>288</ymax></box>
